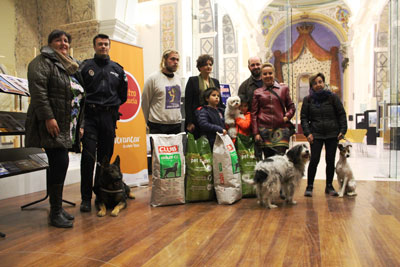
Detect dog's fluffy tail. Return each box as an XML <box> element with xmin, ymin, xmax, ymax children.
<box><xmin>241</xmin><ymin>176</ymin><xmax>256</xmax><ymax>185</ymax></box>
<box><xmin>241</xmin><ymin>170</ymin><xmax>268</xmax><ymax>185</ymax></box>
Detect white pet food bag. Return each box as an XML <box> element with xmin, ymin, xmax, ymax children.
<box><xmin>150</xmin><ymin>133</ymin><xmax>185</xmax><ymax>207</ymax></box>
<box><xmin>212</xmin><ymin>133</ymin><xmax>242</xmax><ymax>204</ymax></box>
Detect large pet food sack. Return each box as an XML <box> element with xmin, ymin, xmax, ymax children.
<box><xmin>213</xmin><ymin>133</ymin><xmax>242</xmax><ymax>204</ymax></box>
<box><xmin>150</xmin><ymin>133</ymin><xmax>185</xmax><ymax>207</ymax></box>
<box><xmin>236</xmin><ymin>134</ymin><xmax>257</xmax><ymax>197</ymax></box>
<box><xmin>185</xmin><ymin>133</ymin><xmax>214</xmax><ymax>202</ymax></box>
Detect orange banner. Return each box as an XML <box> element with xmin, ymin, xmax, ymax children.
<box><xmin>109</xmin><ymin>40</ymin><xmax>148</xmax><ymax>185</ymax></box>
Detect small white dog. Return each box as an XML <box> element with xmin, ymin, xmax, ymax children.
<box><xmin>336</xmin><ymin>143</ymin><xmax>357</xmax><ymax>197</ymax></box>
<box><xmin>242</xmin><ymin>144</ymin><xmax>310</xmax><ymax>208</ymax></box>
<box><xmin>224</xmin><ymin>96</ymin><xmax>241</xmax><ymax>139</ymax></box>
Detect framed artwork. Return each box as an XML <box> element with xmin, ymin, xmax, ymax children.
<box><xmin>389</xmin><ymin>105</ymin><xmax>400</xmax><ymax>127</ymax></box>
<box><xmin>368</xmin><ymin>111</ymin><xmax>377</xmax><ymax>127</ymax></box>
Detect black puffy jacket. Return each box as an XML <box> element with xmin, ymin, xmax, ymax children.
<box><xmin>25</xmin><ymin>46</ymin><xmax>82</xmax><ymax>149</ymax></box>
<box><xmin>300</xmin><ymin>90</ymin><xmax>347</xmax><ymax>139</ymax></box>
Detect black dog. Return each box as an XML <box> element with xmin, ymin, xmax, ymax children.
<box><xmin>95</xmin><ymin>155</ymin><xmax>135</xmax><ymax>217</ymax></box>
<box><xmin>163</xmin><ymin>162</ymin><xmax>178</xmax><ymax>178</ymax></box>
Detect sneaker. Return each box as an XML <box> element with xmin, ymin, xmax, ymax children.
<box><xmin>304</xmin><ymin>186</ymin><xmax>313</xmax><ymax>197</ymax></box>
<box><xmin>80</xmin><ymin>200</ymin><xmax>91</xmax><ymax>212</ymax></box>
<box><xmin>325</xmin><ymin>184</ymin><xmax>339</xmax><ymax>196</ymax></box>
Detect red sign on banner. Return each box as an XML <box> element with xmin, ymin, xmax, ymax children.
<box><xmin>119</xmin><ymin>71</ymin><xmax>141</xmax><ymax>122</ymax></box>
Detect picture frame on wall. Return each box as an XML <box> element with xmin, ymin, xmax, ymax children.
<box><xmin>389</xmin><ymin>105</ymin><xmax>400</xmax><ymax>128</ymax></box>
<box><xmin>368</xmin><ymin>111</ymin><xmax>377</xmax><ymax>127</ymax></box>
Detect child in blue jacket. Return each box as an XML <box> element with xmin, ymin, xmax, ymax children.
<box><xmin>195</xmin><ymin>87</ymin><xmax>226</xmax><ymax>149</ymax></box>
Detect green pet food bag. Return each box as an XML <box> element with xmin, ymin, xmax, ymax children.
<box><xmin>236</xmin><ymin>134</ymin><xmax>257</xmax><ymax>197</ymax></box>
<box><xmin>185</xmin><ymin>133</ymin><xmax>214</xmax><ymax>202</ymax></box>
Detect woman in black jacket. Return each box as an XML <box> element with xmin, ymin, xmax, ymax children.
<box><xmin>184</xmin><ymin>54</ymin><xmax>221</xmax><ymax>138</ymax></box>
<box><xmin>25</xmin><ymin>30</ymin><xmax>84</xmax><ymax>228</ymax></box>
<box><xmin>301</xmin><ymin>73</ymin><xmax>347</xmax><ymax>197</ymax></box>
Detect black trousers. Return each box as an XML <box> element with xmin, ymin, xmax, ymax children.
<box><xmin>81</xmin><ymin>108</ymin><xmax>117</xmax><ymax>201</ymax></box>
<box><xmin>307</xmin><ymin>137</ymin><xmax>338</xmax><ymax>187</ymax></box>
<box><xmin>45</xmin><ymin>148</ymin><xmax>69</xmax><ymax>186</ymax></box>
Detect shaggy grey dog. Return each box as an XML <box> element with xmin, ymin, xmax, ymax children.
<box><xmin>242</xmin><ymin>144</ymin><xmax>310</xmax><ymax>208</ymax></box>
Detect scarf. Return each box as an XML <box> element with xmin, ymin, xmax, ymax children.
<box><xmin>309</xmin><ymin>86</ymin><xmax>332</xmax><ymax>107</ymax></box>
<box><xmin>198</xmin><ymin>75</ymin><xmax>215</xmax><ymax>106</ymax></box>
<box><xmin>53</xmin><ymin>49</ymin><xmax>79</xmax><ymax>75</ymax></box>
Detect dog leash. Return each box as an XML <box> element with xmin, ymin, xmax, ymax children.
<box><xmin>83</xmin><ymin>148</ymin><xmax>103</xmax><ymax>168</ymax></box>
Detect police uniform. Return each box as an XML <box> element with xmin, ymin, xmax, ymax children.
<box><xmin>79</xmin><ymin>54</ymin><xmax>128</xmax><ymax>203</ymax></box>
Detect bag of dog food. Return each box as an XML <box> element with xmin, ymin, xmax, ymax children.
<box><xmin>213</xmin><ymin>133</ymin><xmax>242</xmax><ymax>204</ymax></box>
<box><xmin>185</xmin><ymin>133</ymin><xmax>214</xmax><ymax>202</ymax></box>
<box><xmin>150</xmin><ymin>133</ymin><xmax>185</xmax><ymax>207</ymax></box>
<box><xmin>236</xmin><ymin>134</ymin><xmax>257</xmax><ymax>197</ymax></box>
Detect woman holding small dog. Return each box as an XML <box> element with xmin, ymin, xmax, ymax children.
<box><xmin>301</xmin><ymin>72</ymin><xmax>347</xmax><ymax>197</ymax></box>
<box><xmin>184</xmin><ymin>54</ymin><xmax>222</xmax><ymax>139</ymax></box>
<box><xmin>251</xmin><ymin>63</ymin><xmax>295</xmax><ymax>160</ymax></box>
<box><xmin>25</xmin><ymin>30</ymin><xmax>84</xmax><ymax>228</ymax></box>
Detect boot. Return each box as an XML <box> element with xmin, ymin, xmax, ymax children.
<box><xmin>325</xmin><ymin>184</ymin><xmax>339</xmax><ymax>196</ymax></box>
<box><xmin>304</xmin><ymin>185</ymin><xmax>313</xmax><ymax>197</ymax></box>
<box><xmin>59</xmin><ymin>184</ymin><xmax>74</xmax><ymax>220</ymax></box>
<box><xmin>48</xmin><ymin>184</ymin><xmax>73</xmax><ymax>228</ymax></box>
<box><xmin>61</xmin><ymin>208</ymin><xmax>74</xmax><ymax>220</ymax></box>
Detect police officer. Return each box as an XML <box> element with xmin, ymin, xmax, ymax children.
<box><xmin>79</xmin><ymin>34</ymin><xmax>128</xmax><ymax>212</ymax></box>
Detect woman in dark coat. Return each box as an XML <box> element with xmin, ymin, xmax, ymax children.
<box><xmin>184</xmin><ymin>54</ymin><xmax>222</xmax><ymax>138</ymax></box>
<box><xmin>301</xmin><ymin>72</ymin><xmax>347</xmax><ymax>197</ymax></box>
<box><xmin>251</xmin><ymin>63</ymin><xmax>295</xmax><ymax>160</ymax></box>
<box><xmin>25</xmin><ymin>30</ymin><xmax>84</xmax><ymax>228</ymax></box>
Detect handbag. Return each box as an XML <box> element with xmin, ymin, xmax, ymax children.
<box><xmin>267</xmin><ymin>88</ymin><xmax>296</xmax><ymax>136</ymax></box>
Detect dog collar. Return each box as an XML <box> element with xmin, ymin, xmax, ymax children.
<box><xmin>100</xmin><ymin>187</ymin><xmax>124</xmax><ymax>193</ymax></box>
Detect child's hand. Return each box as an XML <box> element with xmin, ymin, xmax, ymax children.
<box><xmin>222</xmin><ymin>129</ymin><xmax>227</xmax><ymax>135</ymax></box>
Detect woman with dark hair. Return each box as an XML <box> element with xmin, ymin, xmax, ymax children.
<box><xmin>25</xmin><ymin>29</ymin><xmax>84</xmax><ymax>228</ymax></box>
<box><xmin>301</xmin><ymin>72</ymin><xmax>347</xmax><ymax>197</ymax></box>
<box><xmin>251</xmin><ymin>63</ymin><xmax>296</xmax><ymax>160</ymax></box>
<box><xmin>184</xmin><ymin>54</ymin><xmax>222</xmax><ymax>138</ymax></box>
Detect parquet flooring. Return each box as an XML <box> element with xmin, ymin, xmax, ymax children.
<box><xmin>1</xmin><ymin>179</ymin><xmax>400</xmax><ymax>266</ymax></box>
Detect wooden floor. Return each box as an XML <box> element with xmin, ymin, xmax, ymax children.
<box><xmin>1</xmin><ymin>179</ymin><xmax>400</xmax><ymax>267</ymax></box>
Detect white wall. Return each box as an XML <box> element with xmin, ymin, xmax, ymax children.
<box><xmin>136</xmin><ymin>1</ymin><xmax>161</xmax><ymax>81</ymax></box>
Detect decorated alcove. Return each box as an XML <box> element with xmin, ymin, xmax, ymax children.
<box><xmin>270</xmin><ymin>22</ymin><xmax>343</xmax><ymax>103</ymax></box>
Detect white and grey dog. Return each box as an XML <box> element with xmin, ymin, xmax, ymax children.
<box><xmin>336</xmin><ymin>143</ymin><xmax>357</xmax><ymax>197</ymax></box>
<box><xmin>224</xmin><ymin>95</ymin><xmax>241</xmax><ymax>139</ymax></box>
<box><xmin>242</xmin><ymin>144</ymin><xmax>310</xmax><ymax>208</ymax></box>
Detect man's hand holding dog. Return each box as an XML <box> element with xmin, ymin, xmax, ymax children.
<box><xmin>337</xmin><ymin>132</ymin><xmax>344</xmax><ymax>140</ymax></box>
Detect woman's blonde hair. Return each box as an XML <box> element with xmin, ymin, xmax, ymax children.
<box><xmin>261</xmin><ymin>62</ymin><xmax>275</xmax><ymax>72</ymax></box>
<box><xmin>160</xmin><ymin>49</ymin><xmax>179</xmax><ymax>70</ymax></box>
